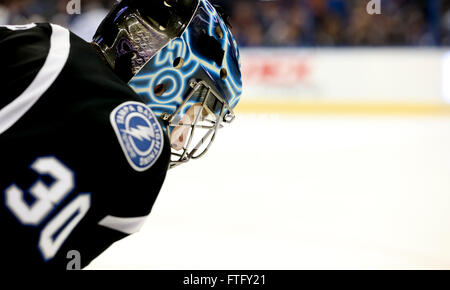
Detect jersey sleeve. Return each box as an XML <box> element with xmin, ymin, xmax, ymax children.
<box><xmin>0</xmin><ymin>24</ymin><xmax>50</xmax><ymax>109</ymax></box>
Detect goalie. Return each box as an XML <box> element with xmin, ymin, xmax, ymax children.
<box><xmin>0</xmin><ymin>0</ymin><xmax>242</xmax><ymax>269</ymax></box>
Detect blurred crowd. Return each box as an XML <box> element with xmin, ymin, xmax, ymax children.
<box><xmin>224</xmin><ymin>0</ymin><xmax>448</xmax><ymax>46</ymax></box>
<box><xmin>1</xmin><ymin>0</ymin><xmax>450</xmax><ymax>46</ymax></box>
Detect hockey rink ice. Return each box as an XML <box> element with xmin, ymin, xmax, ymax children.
<box><xmin>86</xmin><ymin>112</ymin><xmax>450</xmax><ymax>270</ymax></box>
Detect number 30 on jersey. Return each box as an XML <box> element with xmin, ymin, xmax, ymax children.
<box><xmin>4</xmin><ymin>157</ymin><xmax>90</xmax><ymax>261</ymax></box>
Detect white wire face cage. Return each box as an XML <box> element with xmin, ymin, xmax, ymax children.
<box><xmin>161</xmin><ymin>80</ymin><xmax>235</xmax><ymax>169</ymax></box>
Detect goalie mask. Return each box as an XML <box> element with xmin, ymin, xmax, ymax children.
<box><xmin>93</xmin><ymin>0</ymin><xmax>242</xmax><ymax>169</ymax></box>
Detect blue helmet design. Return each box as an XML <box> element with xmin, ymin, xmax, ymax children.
<box><xmin>128</xmin><ymin>0</ymin><xmax>242</xmax><ymax>119</ymax></box>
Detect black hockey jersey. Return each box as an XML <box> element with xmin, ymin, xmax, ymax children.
<box><xmin>0</xmin><ymin>23</ymin><xmax>171</xmax><ymax>270</ymax></box>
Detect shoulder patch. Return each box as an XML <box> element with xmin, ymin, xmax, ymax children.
<box><xmin>110</xmin><ymin>101</ymin><xmax>164</xmax><ymax>172</ymax></box>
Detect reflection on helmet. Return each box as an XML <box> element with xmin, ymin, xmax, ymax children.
<box><xmin>94</xmin><ymin>0</ymin><xmax>242</xmax><ymax>168</ymax></box>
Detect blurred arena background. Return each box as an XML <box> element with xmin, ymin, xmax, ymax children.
<box><xmin>4</xmin><ymin>0</ymin><xmax>450</xmax><ymax>269</ymax></box>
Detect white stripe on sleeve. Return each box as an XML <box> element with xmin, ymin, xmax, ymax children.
<box><xmin>0</xmin><ymin>24</ymin><xmax>71</xmax><ymax>135</ymax></box>
<box><xmin>98</xmin><ymin>215</ymin><xmax>148</xmax><ymax>235</ymax></box>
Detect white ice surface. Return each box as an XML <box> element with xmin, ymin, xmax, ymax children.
<box><xmin>86</xmin><ymin>114</ymin><xmax>450</xmax><ymax>269</ymax></box>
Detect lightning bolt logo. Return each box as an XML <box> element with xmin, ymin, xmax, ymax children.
<box><xmin>111</xmin><ymin>101</ymin><xmax>164</xmax><ymax>172</ymax></box>
<box><xmin>122</xmin><ymin>125</ymin><xmax>155</xmax><ymax>141</ymax></box>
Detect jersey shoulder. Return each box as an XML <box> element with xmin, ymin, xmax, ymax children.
<box><xmin>0</xmin><ymin>23</ymin><xmax>52</xmax><ymax>109</ymax></box>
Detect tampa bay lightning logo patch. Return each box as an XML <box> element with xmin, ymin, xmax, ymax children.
<box><xmin>110</xmin><ymin>101</ymin><xmax>164</xmax><ymax>172</ymax></box>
